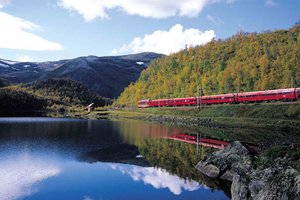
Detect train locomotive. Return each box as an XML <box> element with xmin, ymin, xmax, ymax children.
<box><xmin>138</xmin><ymin>87</ymin><xmax>300</xmax><ymax>108</ymax></box>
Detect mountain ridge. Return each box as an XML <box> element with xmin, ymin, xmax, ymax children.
<box><xmin>0</xmin><ymin>52</ymin><xmax>164</xmax><ymax>98</ymax></box>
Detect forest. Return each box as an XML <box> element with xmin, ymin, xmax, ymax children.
<box><xmin>115</xmin><ymin>23</ymin><xmax>300</xmax><ymax>107</ymax></box>
<box><xmin>0</xmin><ymin>78</ymin><xmax>111</xmax><ymax>112</ymax></box>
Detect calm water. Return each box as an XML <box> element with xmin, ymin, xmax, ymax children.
<box><xmin>0</xmin><ymin>117</ymin><xmax>230</xmax><ymax>200</ymax></box>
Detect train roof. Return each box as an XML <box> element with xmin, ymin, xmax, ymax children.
<box><xmin>202</xmin><ymin>93</ymin><xmax>235</xmax><ymax>98</ymax></box>
<box><xmin>174</xmin><ymin>97</ymin><xmax>196</xmax><ymax>100</ymax></box>
<box><xmin>239</xmin><ymin>88</ymin><xmax>295</xmax><ymax>95</ymax></box>
<box><xmin>151</xmin><ymin>98</ymin><xmax>171</xmax><ymax>101</ymax></box>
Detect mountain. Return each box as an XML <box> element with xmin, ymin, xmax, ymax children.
<box><xmin>115</xmin><ymin>24</ymin><xmax>300</xmax><ymax>106</ymax></box>
<box><xmin>0</xmin><ymin>88</ymin><xmax>47</xmax><ymax>112</ymax></box>
<box><xmin>0</xmin><ymin>52</ymin><xmax>163</xmax><ymax>98</ymax></box>
<box><xmin>0</xmin><ymin>78</ymin><xmax>11</xmax><ymax>87</ymax></box>
<box><xmin>0</xmin><ymin>78</ymin><xmax>110</xmax><ymax>112</ymax></box>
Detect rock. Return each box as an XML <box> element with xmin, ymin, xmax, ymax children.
<box><xmin>254</xmin><ymin>167</ymin><xmax>300</xmax><ymax>200</ymax></box>
<box><xmin>195</xmin><ymin>161</ymin><xmax>220</xmax><ymax>178</ymax></box>
<box><xmin>220</xmin><ymin>170</ymin><xmax>235</xmax><ymax>181</ymax></box>
<box><xmin>196</xmin><ymin>141</ymin><xmax>253</xmax><ymax>181</ymax></box>
<box><xmin>195</xmin><ymin>141</ymin><xmax>300</xmax><ymax>200</ymax></box>
<box><xmin>231</xmin><ymin>173</ymin><xmax>251</xmax><ymax>200</ymax></box>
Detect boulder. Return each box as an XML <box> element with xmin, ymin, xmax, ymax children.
<box><xmin>195</xmin><ymin>141</ymin><xmax>253</xmax><ymax>181</ymax></box>
<box><xmin>196</xmin><ymin>161</ymin><xmax>220</xmax><ymax>178</ymax></box>
<box><xmin>196</xmin><ymin>141</ymin><xmax>300</xmax><ymax>200</ymax></box>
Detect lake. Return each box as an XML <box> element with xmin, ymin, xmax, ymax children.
<box><xmin>0</xmin><ymin>117</ymin><xmax>230</xmax><ymax>200</ymax></box>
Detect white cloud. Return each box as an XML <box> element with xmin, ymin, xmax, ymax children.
<box><xmin>0</xmin><ymin>0</ymin><xmax>10</xmax><ymax>8</ymax></box>
<box><xmin>111</xmin><ymin>165</ymin><xmax>201</xmax><ymax>195</ymax></box>
<box><xmin>112</xmin><ymin>24</ymin><xmax>215</xmax><ymax>55</ymax></box>
<box><xmin>207</xmin><ymin>15</ymin><xmax>224</xmax><ymax>24</ymax></box>
<box><xmin>0</xmin><ymin>153</ymin><xmax>61</xmax><ymax>200</ymax></box>
<box><xmin>16</xmin><ymin>55</ymin><xmax>33</xmax><ymax>62</ymax></box>
<box><xmin>0</xmin><ymin>11</ymin><xmax>63</xmax><ymax>51</ymax></box>
<box><xmin>83</xmin><ymin>196</ymin><xmax>94</xmax><ymax>200</ymax></box>
<box><xmin>265</xmin><ymin>0</ymin><xmax>276</xmax><ymax>7</ymax></box>
<box><xmin>58</xmin><ymin>0</ymin><xmax>235</xmax><ymax>21</ymax></box>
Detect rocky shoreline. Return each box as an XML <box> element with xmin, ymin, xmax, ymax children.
<box><xmin>143</xmin><ymin>114</ymin><xmax>215</xmax><ymax>126</ymax></box>
<box><xmin>93</xmin><ymin>110</ymin><xmax>300</xmax><ymax>131</ymax></box>
<box><xmin>196</xmin><ymin>141</ymin><xmax>300</xmax><ymax>200</ymax></box>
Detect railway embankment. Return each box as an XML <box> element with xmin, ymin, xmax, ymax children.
<box><xmin>196</xmin><ymin>141</ymin><xmax>300</xmax><ymax>200</ymax></box>
<box><xmin>137</xmin><ymin>102</ymin><xmax>300</xmax><ymax>121</ymax></box>
<box><xmin>84</xmin><ymin>102</ymin><xmax>300</xmax><ymax>129</ymax></box>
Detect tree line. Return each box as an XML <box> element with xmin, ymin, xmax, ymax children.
<box><xmin>115</xmin><ymin>23</ymin><xmax>300</xmax><ymax>107</ymax></box>
<box><xmin>0</xmin><ymin>78</ymin><xmax>112</xmax><ymax>112</ymax></box>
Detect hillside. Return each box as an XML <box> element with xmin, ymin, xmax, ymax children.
<box><xmin>0</xmin><ymin>78</ymin><xmax>11</xmax><ymax>87</ymax></box>
<box><xmin>0</xmin><ymin>89</ymin><xmax>47</xmax><ymax>112</ymax></box>
<box><xmin>0</xmin><ymin>52</ymin><xmax>163</xmax><ymax>98</ymax></box>
<box><xmin>0</xmin><ymin>78</ymin><xmax>110</xmax><ymax>112</ymax></box>
<box><xmin>115</xmin><ymin>24</ymin><xmax>300</xmax><ymax>106</ymax></box>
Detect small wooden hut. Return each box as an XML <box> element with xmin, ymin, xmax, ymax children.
<box><xmin>86</xmin><ymin>103</ymin><xmax>94</xmax><ymax>112</ymax></box>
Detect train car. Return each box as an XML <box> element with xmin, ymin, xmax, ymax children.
<box><xmin>138</xmin><ymin>99</ymin><xmax>151</xmax><ymax>108</ymax></box>
<box><xmin>297</xmin><ymin>88</ymin><xmax>300</xmax><ymax>98</ymax></box>
<box><xmin>173</xmin><ymin>97</ymin><xmax>197</xmax><ymax>106</ymax></box>
<box><xmin>150</xmin><ymin>98</ymin><xmax>175</xmax><ymax>107</ymax></box>
<box><xmin>201</xmin><ymin>93</ymin><xmax>235</xmax><ymax>105</ymax></box>
<box><xmin>171</xmin><ymin>133</ymin><xmax>197</xmax><ymax>142</ymax></box>
<box><xmin>138</xmin><ymin>87</ymin><xmax>300</xmax><ymax>108</ymax></box>
<box><xmin>237</xmin><ymin>88</ymin><xmax>297</xmax><ymax>103</ymax></box>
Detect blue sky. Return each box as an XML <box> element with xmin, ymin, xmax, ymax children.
<box><xmin>0</xmin><ymin>0</ymin><xmax>299</xmax><ymax>62</ymax></box>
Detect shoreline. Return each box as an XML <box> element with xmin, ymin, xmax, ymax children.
<box><xmin>1</xmin><ymin>108</ymin><xmax>299</xmax><ymax>199</ymax></box>
<box><xmin>81</xmin><ymin>108</ymin><xmax>300</xmax><ymax>130</ymax></box>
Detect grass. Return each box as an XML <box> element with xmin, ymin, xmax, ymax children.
<box><xmin>138</xmin><ymin>102</ymin><xmax>300</xmax><ymax>120</ymax></box>
<box><xmin>81</xmin><ymin>102</ymin><xmax>300</xmax><ymax>130</ymax></box>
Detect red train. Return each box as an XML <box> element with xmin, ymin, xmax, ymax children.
<box><xmin>138</xmin><ymin>87</ymin><xmax>300</xmax><ymax>108</ymax></box>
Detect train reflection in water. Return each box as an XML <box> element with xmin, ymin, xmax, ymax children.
<box><xmin>163</xmin><ymin>133</ymin><xmax>260</xmax><ymax>153</ymax></box>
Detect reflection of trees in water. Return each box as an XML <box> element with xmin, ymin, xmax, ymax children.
<box><xmin>0</xmin><ymin>119</ymin><xmax>123</xmax><ymax>154</ymax></box>
<box><xmin>114</xmin><ymin>119</ymin><xmax>183</xmax><ymax>145</ymax></box>
<box><xmin>190</xmin><ymin>126</ymin><xmax>300</xmax><ymax>150</ymax></box>
<box><xmin>138</xmin><ymin>139</ymin><xmax>231</xmax><ymax>198</ymax></box>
